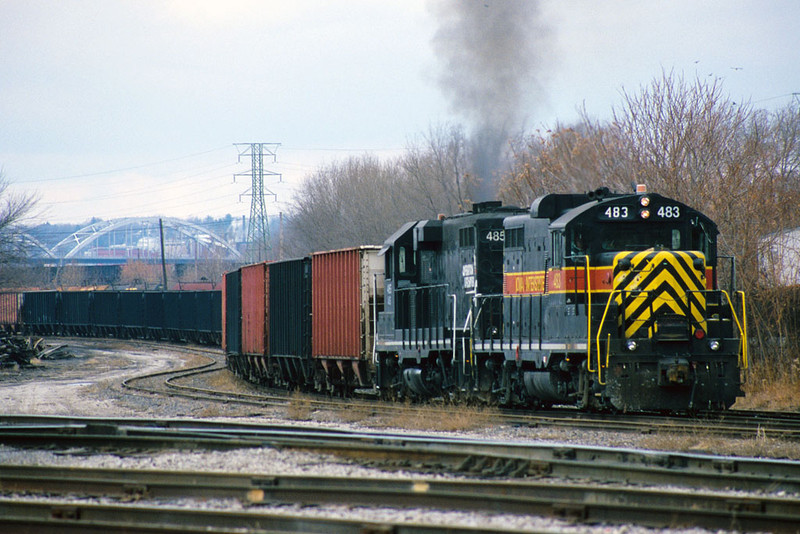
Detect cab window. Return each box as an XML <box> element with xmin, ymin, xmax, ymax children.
<box><xmin>551</xmin><ymin>231</ymin><xmax>563</xmax><ymax>267</ymax></box>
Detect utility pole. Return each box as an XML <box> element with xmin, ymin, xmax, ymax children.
<box><xmin>234</xmin><ymin>143</ymin><xmax>281</xmax><ymax>263</ymax></box>
<box><xmin>158</xmin><ymin>218</ymin><xmax>168</xmax><ymax>290</ymax></box>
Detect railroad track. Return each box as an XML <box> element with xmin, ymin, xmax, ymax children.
<box><xmin>115</xmin><ymin>341</ymin><xmax>800</xmax><ymax>441</ymax></box>
<box><xmin>5</xmin><ymin>331</ymin><xmax>800</xmax><ymax>534</ymax></box>
<box><xmin>1</xmin><ymin>463</ymin><xmax>799</xmax><ymax>533</ymax></box>
<box><xmin>2</xmin><ymin>415</ymin><xmax>800</xmax><ymax>493</ymax></box>
<box><xmin>10</xmin><ymin>337</ymin><xmax>800</xmax><ymax>451</ymax></box>
<box><xmin>0</xmin><ymin>499</ymin><xmax>505</xmax><ymax>534</ymax></box>
<box><xmin>119</xmin><ymin>342</ymin><xmax>293</xmax><ymax>408</ymax></box>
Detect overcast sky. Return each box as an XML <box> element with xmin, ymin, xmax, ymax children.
<box><xmin>2</xmin><ymin>0</ymin><xmax>799</xmax><ymax>225</ymax></box>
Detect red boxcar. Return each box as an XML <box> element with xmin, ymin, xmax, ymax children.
<box><xmin>0</xmin><ymin>292</ymin><xmax>21</xmax><ymax>331</ymax></box>
<box><xmin>240</xmin><ymin>262</ymin><xmax>268</xmax><ymax>356</ymax></box>
<box><xmin>312</xmin><ymin>247</ymin><xmax>383</xmax><ymax>387</ymax></box>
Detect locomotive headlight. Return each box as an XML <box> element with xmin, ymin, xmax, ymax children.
<box><xmin>625</xmin><ymin>339</ymin><xmax>638</xmax><ymax>351</ymax></box>
<box><xmin>639</xmin><ymin>209</ymin><xmax>651</xmax><ymax>219</ymax></box>
<box><xmin>640</xmin><ymin>196</ymin><xmax>650</xmax><ymax>207</ymax></box>
<box><xmin>708</xmin><ymin>340</ymin><xmax>721</xmax><ymax>351</ymax></box>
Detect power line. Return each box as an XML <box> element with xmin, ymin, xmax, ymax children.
<box><xmin>19</xmin><ymin>145</ymin><xmax>232</xmax><ymax>183</ymax></box>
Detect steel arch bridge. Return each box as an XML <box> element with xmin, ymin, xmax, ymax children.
<box><xmin>19</xmin><ymin>233</ymin><xmax>55</xmax><ymax>258</ymax></box>
<box><xmin>50</xmin><ymin>217</ymin><xmax>242</xmax><ymax>262</ymax></box>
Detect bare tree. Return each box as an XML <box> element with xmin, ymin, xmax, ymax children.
<box><xmin>286</xmin><ymin>155</ymin><xmax>414</xmax><ymax>254</ymax></box>
<box><xmin>185</xmin><ymin>259</ymin><xmax>230</xmax><ymax>288</ymax></box>
<box><xmin>501</xmin><ymin>119</ymin><xmax>631</xmax><ymax>206</ymax></box>
<box><xmin>501</xmin><ymin>71</ymin><xmax>800</xmax><ymax>378</ymax></box>
<box><xmin>54</xmin><ymin>265</ymin><xmax>91</xmax><ymax>289</ymax></box>
<box><xmin>0</xmin><ymin>264</ymin><xmax>52</xmax><ymax>290</ymax></box>
<box><xmin>118</xmin><ymin>261</ymin><xmax>172</xmax><ymax>290</ymax></box>
<box><xmin>402</xmin><ymin>123</ymin><xmax>475</xmax><ymax>214</ymax></box>
<box><xmin>0</xmin><ymin>172</ymin><xmax>38</xmax><ymax>266</ymax></box>
<box><xmin>285</xmin><ymin>131</ymin><xmax>487</xmax><ymax>256</ymax></box>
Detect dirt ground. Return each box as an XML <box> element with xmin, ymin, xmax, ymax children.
<box><xmin>0</xmin><ymin>338</ymin><xmax>188</xmax><ymax>416</ymax></box>
<box><xmin>3</xmin><ymin>337</ymin><xmax>800</xmax><ymax>461</ymax></box>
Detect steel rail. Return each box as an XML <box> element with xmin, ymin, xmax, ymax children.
<box><xmin>150</xmin><ymin>348</ymin><xmax>800</xmax><ymax>440</ymax></box>
<box><xmin>1</xmin><ymin>465</ymin><xmax>800</xmax><ymax>532</ymax></box>
<box><xmin>163</xmin><ymin>366</ymin><xmax>800</xmax><ymax>440</ymax></box>
<box><xmin>0</xmin><ymin>498</ymin><xmax>500</xmax><ymax>534</ymax></box>
<box><xmin>184</xmin><ymin>371</ymin><xmax>800</xmax><ymax>440</ymax></box>
<box><xmin>1</xmin><ymin>415</ymin><xmax>799</xmax><ymax>493</ymax></box>
<box><xmin>52</xmin><ymin>338</ymin><xmax>800</xmax><ymax>440</ymax></box>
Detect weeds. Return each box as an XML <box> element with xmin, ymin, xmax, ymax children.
<box><xmin>736</xmin><ymin>364</ymin><xmax>800</xmax><ymax>411</ymax></box>
<box><xmin>374</xmin><ymin>399</ymin><xmax>498</xmax><ymax>432</ymax></box>
<box><xmin>333</xmin><ymin>402</ymin><xmax>374</xmax><ymax>424</ymax></box>
<box><xmin>286</xmin><ymin>390</ymin><xmax>314</xmax><ymax>421</ymax></box>
<box><xmin>639</xmin><ymin>424</ymin><xmax>800</xmax><ymax>460</ymax></box>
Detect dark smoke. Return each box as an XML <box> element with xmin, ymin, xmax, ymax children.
<box><xmin>430</xmin><ymin>0</ymin><xmax>547</xmax><ymax>201</ymax></box>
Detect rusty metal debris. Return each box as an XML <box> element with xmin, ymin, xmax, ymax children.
<box><xmin>0</xmin><ymin>335</ymin><xmax>70</xmax><ymax>368</ymax></box>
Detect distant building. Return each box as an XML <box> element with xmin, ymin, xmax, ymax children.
<box><xmin>761</xmin><ymin>228</ymin><xmax>800</xmax><ymax>285</ymax></box>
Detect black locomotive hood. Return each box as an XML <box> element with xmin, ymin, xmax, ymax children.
<box><xmin>548</xmin><ymin>193</ymin><xmax>717</xmax><ymax>234</ymax></box>
<box><xmin>379</xmin><ymin>220</ymin><xmax>417</xmax><ymax>256</ymax></box>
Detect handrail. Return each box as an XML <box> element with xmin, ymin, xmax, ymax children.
<box><xmin>594</xmin><ymin>288</ymin><xmax>748</xmax><ymax>379</ymax></box>
<box><xmin>719</xmin><ymin>290</ymin><xmax>748</xmax><ymax>369</ymax></box>
<box><xmin>565</xmin><ymin>254</ymin><xmax>592</xmax><ymax>365</ymax></box>
<box><xmin>463</xmin><ymin>306</ymin><xmax>472</xmax><ymax>375</ymax></box>
<box><xmin>372</xmin><ymin>273</ymin><xmax>379</xmax><ymax>365</ymax></box>
<box><xmin>593</xmin><ymin>289</ymin><xmax>621</xmax><ymax>381</ymax></box>
<box><xmin>393</xmin><ymin>283</ymin><xmax>450</xmax><ymax>293</ymax></box>
<box><xmin>584</xmin><ymin>256</ymin><xmax>592</xmax><ymax>366</ymax></box>
<box><xmin>737</xmin><ymin>290</ymin><xmax>748</xmax><ymax>369</ymax></box>
<box><xmin>450</xmin><ymin>293</ymin><xmax>457</xmax><ymax>365</ymax></box>
<box><xmin>684</xmin><ymin>288</ymin><xmax>747</xmax><ymax>369</ymax></box>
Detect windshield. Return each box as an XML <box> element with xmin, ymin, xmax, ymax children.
<box><xmin>568</xmin><ymin>225</ymin><xmax>684</xmax><ymax>257</ymax></box>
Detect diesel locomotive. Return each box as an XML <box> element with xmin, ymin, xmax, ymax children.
<box><xmin>223</xmin><ymin>185</ymin><xmax>748</xmax><ymax>412</ymax></box>
<box><xmin>375</xmin><ymin>186</ymin><xmax>747</xmax><ymax>411</ymax></box>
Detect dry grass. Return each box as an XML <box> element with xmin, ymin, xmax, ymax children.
<box><xmin>373</xmin><ymin>400</ymin><xmax>498</xmax><ymax>432</ymax></box>
<box><xmin>286</xmin><ymin>390</ymin><xmax>315</xmax><ymax>421</ymax></box>
<box><xmin>735</xmin><ymin>363</ymin><xmax>800</xmax><ymax>411</ymax></box>
<box><xmin>332</xmin><ymin>401</ymin><xmax>375</xmax><ymax>424</ymax></box>
<box><xmin>639</xmin><ymin>425</ymin><xmax>800</xmax><ymax>460</ymax></box>
<box><xmin>199</xmin><ymin>369</ymin><xmax>263</xmax><ymax>394</ymax></box>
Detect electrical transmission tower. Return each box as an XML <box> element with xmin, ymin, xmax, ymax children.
<box><xmin>234</xmin><ymin>142</ymin><xmax>281</xmax><ymax>263</ymax></box>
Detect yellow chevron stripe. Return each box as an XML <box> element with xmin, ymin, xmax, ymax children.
<box><xmin>622</xmin><ymin>271</ymin><xmax>706</xmax><ymax>320</ymax></box>
<box><xmin>613</xmin><ymin>250</ymin><xmax>707</xmax><ymax>338</ymax></box>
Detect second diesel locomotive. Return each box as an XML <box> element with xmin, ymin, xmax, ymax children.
<box><xmin>224</xmin><ymin>186</ymin><xmax>748</xmax><ymax>412</ymax></box>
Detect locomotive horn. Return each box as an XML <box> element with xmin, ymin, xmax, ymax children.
<box><xmin>594</xmin><ymin>187</ymin><xmax>610</xmax><ymax>199</ymax></box>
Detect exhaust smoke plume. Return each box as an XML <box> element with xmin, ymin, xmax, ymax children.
<box><xmin>431</xmin><ymin>0</ymin><xmax>548</xmax><ymax>201</ymax></box>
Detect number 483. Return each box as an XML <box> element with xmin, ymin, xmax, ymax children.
<box><xmin>657</xmin><ymin>206</ymin><xmax>680</xmax><ymax>218</ymax></box>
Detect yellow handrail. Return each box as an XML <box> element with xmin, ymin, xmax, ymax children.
<box><xmin>720</xmin><ymin>290</ymin><xmax>748</xmax><ymax>369</ymax></box>
<box><xmin>593</xmin><ymin>289</ymin><xmax>621</xmax><ymax>381</ymax></box>
<box><xmin>584</xmin><ymin>255</ymin><xmax>592</xmax><ymax>367</ymax></box>
<box><xmin>738</xmin><ymin>291</ymin><xmax>748</xmax><ymax>369</ymax></box>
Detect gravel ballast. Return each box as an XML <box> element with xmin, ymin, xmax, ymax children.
<box><xmin>0</xmin><ymin>338</ymin><xmax>788</xmax><ymax>533</ymax></box>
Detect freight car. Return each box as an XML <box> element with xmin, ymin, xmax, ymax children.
<box><xmin>0</xmin><ymin>290</ymin><xmax>221</xmax><ymax>345</ymax></box>
<box><xmin>225</xmin><ymin>186</ymin><xmax>748</xmax><ymax>412</ymax></box>
<box><xmin>224</xmin><ymin>248</ymin><xmax>382</xmax><ymax>394</ymax></box>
